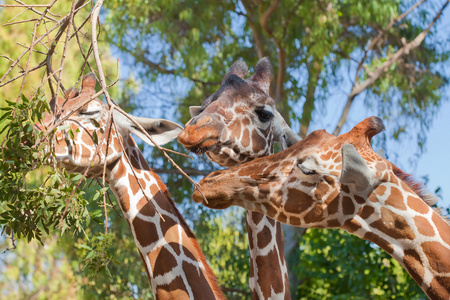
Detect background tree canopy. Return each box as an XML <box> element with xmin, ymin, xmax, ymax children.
<box><xmin>0</xmin><ymin>0</ymin><xmax>449</xmax><ymax>299</ymax></box>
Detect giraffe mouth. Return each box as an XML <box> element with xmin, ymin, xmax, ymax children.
<box><xmin>186</xmin><ymin>138</ymin><xmax>217</xmax><ymax>155</ymax></box>
<box><xmin>189</xmin><ymin>145</ymin><xmax>207</xmax><ymax>155</ymax></box>
<box><xmin>192</xmin><ymin>188</ymin><xmax>232</xmax><ymax>209</ymax></box>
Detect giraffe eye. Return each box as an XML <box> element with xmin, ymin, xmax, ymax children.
<box><xmin>298</xmin><ymin>164</ymin><xmax>317</xmax><ymax>175</ymax></box>
<box><xmin>79</xmin><ymin>110</ymin><xmax>100</xmax><ymax>116</ymax></box>
<box><xmin>255</xmin><ymin>109</ymin><xmax>274</xmax><ymax>123</ymax></box>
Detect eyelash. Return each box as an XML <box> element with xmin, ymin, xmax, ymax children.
<box><xmin>255</xmin><ymin>109</ymin><xmax>274</xmax><ymax>122</ymax></box>
<box><xmin>79</xmin><ymin>110</ymin><xmax>99</xmax><ymax>116</ymax></box>
<box><xmin>298</xmin><ymin>164</ymin><xmax>317</xmax><ymax>175</ymax></box>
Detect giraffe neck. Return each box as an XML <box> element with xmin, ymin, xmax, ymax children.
<box><xmin>342</xmin><ymin>180</ymin><xmax>450</xmax><ymax>300</ymax></box>
<box><xmin>246</xmin><ymin>212</ymin><xmax>290</xmax><ymax>299</ymax></box>
<box><xmin>244</xmin><ymin>141</ymin><xmax>290</xmax><ymax>299</ymax></box>
<box><xmin>105</xmin><ymin>137</ymin><xmax>224</xmax><ymax>299</ymax></box>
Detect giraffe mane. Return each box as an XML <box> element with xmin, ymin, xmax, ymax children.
<box><xmin>392</xmin><ymin>165</ymin><xmax>450</xmax><ymax>224</ymax></box>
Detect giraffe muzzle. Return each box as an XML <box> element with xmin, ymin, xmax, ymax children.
<box><xmin>178</xmin><ymin>114</ymin><xmax>223</xmax><ymax>151</ymax></box>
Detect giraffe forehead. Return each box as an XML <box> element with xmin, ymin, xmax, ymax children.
<box><xmin>204</xmin><ymin>88</ymin><xmax>273</xmax><ymax>113</ymax></box>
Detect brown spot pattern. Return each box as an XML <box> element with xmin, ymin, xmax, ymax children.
<box><xmin>285</xmin><ymin>189</ymin><xmax>314</xmax><ymax>214</ymax></box>
<box><xmin>414</xmin><ymin>216</ymin><xmax>435</xmax><ymax>237</ymax></box>
<box><xmin>327</xmin><ymin>219</ymin><xmax>341</xmax><ymax>228</ymax></box>
<box><xmin>359</xmin><ymin>205</ymin><xmax>375</xmax><ymax>219</ymax></box>
<box><xmin>407</xmin><ymin>195</ymin><xmax>430</xmax><ymax>214</ymax></box>
<box><xmin>422</xmin><ymin>241</ymin><xmax>450</xmax><ymax>273</ymax></box>
<box><xmin>385</xmin><ymin>187</ymin><xmax>407</xmax><ymax>210</ymax></box>
<box><xmin>427</xmin><ymin>277</ymin><xmax>450</xmax><ymax>300</ymax></box>
<box><xmin>314</xmin><ymin>184</ymin><xmax>329</xmax><ymax>201</ymax></box>
<box><xmin>320</xmin><ymin>151</ymin><xmax>332</xmax><ymax>161</ymax></box>
<box><xmin>370</xmin><ymin>207</ymin><xmax>415</xmax><ymax>240</ymax></box>
<box><xmin>342</xmin><ymin>218</ymin><xmax>361</xmax><ymax>233</ymax></box>
<box><xmin>255</xmin><ymin>249</ymin><xmax>284</xmax><ymax>298</ymax></box>
<box><xmin>326</xmin><ymin>198</ymin><xmax>340</xmax><ymax>216</ymax></box>
<box><xmin>183</xmin><ymin>260</ymin><xmax>217</xmax><ymax>299</ymax></box>
<box><xmin>133</xmin><ymin>217</ymin><xmax>158</xmax><ymax>247</ymax></box>
<box><xmin>278</xmin><ymin>212</ymin><xmax>287</xmax><ymax>223</ymax></box>
<box><xmin>115</xmin><ymin>185</ymin><xmax>130</xmax><ymax>212</ymax></box>
<box><xmin>304</xmin><ymin>205</ymin><xmax>325</xmax><ymax>224</ymax></box>
<box><xmin>155</xmin><ymin>275</ymin><xmax>189</xmax><ymax>299</ymax></box>
<box><xmin>128</xmin><ymin>174</ymin><xmax>140</xmax><ymax>195</ymax></box>
<box><xmin>354</xmin><ymin>195</ymin><xmax>365</xmax><ymax>204</ymax></box>
<box><xmin>290</xmin><ymin>216</ymin><xmax>301</xmax><ymax>226</ymax></box>
<box><xmin>403</xmin><ymin>249</ymin><xmax>424</xmax><ymax>286</ymax></box>
<box><xmin>363</xmin><ymin>232</ymin><xmax>393</xmax><ymax>254</ymax></box>
<box><xmin>257</xmin><ymin>226</ymin><xmax>272</xmax><ymax>249</ymax></box>
<box><xmin>375</xmin><ymin>185</ymin><xmax>386</xmax><ymax>197</ymax></box>
<box><xmin>342</xmin><ymin>196</ymin><xmax>355</xmax><ymax>215</ymax></box>
<box><xmin>432</xmin><ymin>213</ymin><xmax>450</xmax><ymax>246</ymax></box>
<box><xmin>341</xmin><ymin>185</ymin><xmax>350</xmax><ymax>194</ymax></box>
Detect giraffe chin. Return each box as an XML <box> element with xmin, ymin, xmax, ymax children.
<box><xmin>192</xmin><ymin>189</ymin><xmax>232</xmax><ymax>209</ymax></box>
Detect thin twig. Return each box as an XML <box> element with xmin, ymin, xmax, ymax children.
<box><xmin>1</xmin><ymin>231</ymin><xmax>17</xmax><ymax>254</ymax></box>
<box><xmin>0</xmin><ymin>4</ymin><xmax>52</xmax><ymax>7</ymax></box>
<box><xmin>101</xmin><ymin>106</ymin><xmax>116</xmax><ymax>234</ymax></box>
<box><xmin>95</xmin><ymin>178</ymin><xmax>123</xmax><ymax>219</ymax></box>
<box><xmin>0</xmin><ymin>0</ymin><xmax>61</xmax><ymax>84</ymax></box>
<box><xmin>14</xmin><ymin>0</ymin><xmax>59</xmax><ymax>23</ymax></box>
<box><xmin>54</xmin><ymin>0</ymin><xmax>79</xmax><ymax>101</ymax></box>
<box><xmin>151</xmin><ymin>168</ymin><xmax>210</xmax><ymax>176</ymax></box>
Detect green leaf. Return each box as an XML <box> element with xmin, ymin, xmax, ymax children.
<box><xmin>57</xmin><ymin>124</ymin><xmax>71</xmax><ymax>131</ymax></box>
<box><xmin>90</xmin><ymin>118</ymin><xmax>101</xmax><ymax>128</ymax></box>
<box><xmin>92</xmin><ymin>130</ymin><xmax>98</xmax><ymax>145</ymax></box>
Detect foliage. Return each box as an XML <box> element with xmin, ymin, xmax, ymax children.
<box><xmin>195</xmin><ymin>209</ymin><xmax>251</xmax><ymax>299</ymax></box>
<box><xmin>295</xmin><ymin>229</ymin><xmax>425</xmax><ymax>299</ymax></box>
<box><xmin>0</xmin><ymin>91</ymin><xmax>154</xmax><ymax>297</ymax></box>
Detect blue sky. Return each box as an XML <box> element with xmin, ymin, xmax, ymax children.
<box><xmin>415</xmin><ymin>99</ymin><xmax>450</xmax><ymax>207</ymax></box>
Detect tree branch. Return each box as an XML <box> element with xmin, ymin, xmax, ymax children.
<box><xmin>240</xmin><ymin>0</ymin><xmax>267</xmax><ymax>59</ymax></box>
<box><xmin>260</xmin><ymin>0</ymin><xmax>281</xmax><ymax>37</ymax></box>
<box><xmin>151</xmin><ymin>168</ymin><xmax>211</xmax><ymax>177</ymax></box>
<box><xmin>333</xmin><ymin>0</ymin><xmax>447</xmax><ymax>136</ymax></box>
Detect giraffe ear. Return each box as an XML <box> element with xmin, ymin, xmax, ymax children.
<box><xmin>340</xmin><ymin>144</ymin><xmax>377</xmax><ymax>193</ymax></box>
<box><xmin>248</xmin><ymin>57</ymin><xmax>272</xmax><ymax>94</ymax></box>
<box><xmin>113</xmin><ymin>111</ymin><xmax>183</xmax><ymax>146</ymax></box>
<box><xmin>131</xmin><ymin>117</ymin><xmax>183</xmax><ymax>146</ymax></box>
<box><xmin>273</xmin><ymin>111</ymin><xmax>301</xmax><ymax>150</ymax></box>
<box><xmin>189</xmin><ymin>106</ymin><xmax>203</xmax><ymax>117</ymax></box>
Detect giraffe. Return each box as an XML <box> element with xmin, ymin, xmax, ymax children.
<box><xmin>35</xmin><ymin>74</ymin><xmax>225</xmax><ymax>299</ymax></box>
<box><xmin>193</xmin><ymin>116</ymin><xmax>450</xmax><ymax>300</ymax></box>
<box><xmin>178</xmin><ymin>58</ymin><xmax>301</xmax><ymax>299</ymax></box>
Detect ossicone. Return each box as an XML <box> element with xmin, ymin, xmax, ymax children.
<box><xmin>81</xmin><ymin>73</ymin><xmax>97</xmax><ymax>93</ymax></box>
<box><xmin>248</xmin><ymin>57</ymin><xmax>272</xmax><ymax>94</ymax></box>
<box><xmin>64</xmin><ymin>88</ymin><xmax>79</xmax><ymax>99</ymax></box>
<box><xmin>221</xmin><ymin>59</ymin><xmax>249</xmax><ymax>84</ymax></box>
<box><xmin>346</xmin><ymin>116</ymin><xmax>385</xmax><ymax>144</ymax></box>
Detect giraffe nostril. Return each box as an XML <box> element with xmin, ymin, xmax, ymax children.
<box><xmin>187</xmin><ymin>117</ymin><xmax>198</xmax><ymax>126</ymax></box>
<box><xmin>208</xmin><ymin>171</ymin><xmax>222</xmax><ymax>178</ymax></box>
<box><xmin>196</xmin><ymin>115</ymin><xmax>212</xmax><ymax>127</ymax></box>
<box><xmin>188</xmin><ymin>115</ymin><xmax>213</xmax><ymax>127</ymax></box>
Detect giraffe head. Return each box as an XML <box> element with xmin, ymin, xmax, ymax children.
<box><xmin>177</xmin><ymin>58</ymin><xmax>299</xmax><ymax>167</ymax></box>
<box><xmin>35</xmin><ymin>74</ymin><xmax>182</xmax><ymax>177</ymax></box>
<box><xmin>193</xmin><ymin>116</ymin><xmax>407</xmax><ymax>224</ymax></box>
